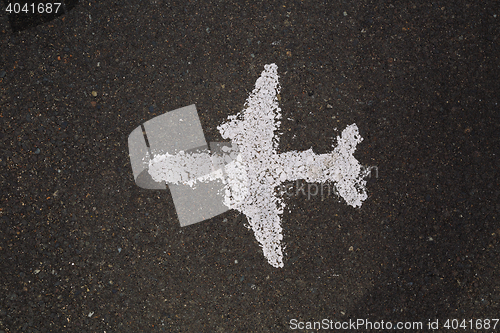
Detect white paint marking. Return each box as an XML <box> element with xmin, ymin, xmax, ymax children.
<box><xmin>148</xmin><ymin>64</ymin><xmax>370</xmax><ymax>268</ymax></box>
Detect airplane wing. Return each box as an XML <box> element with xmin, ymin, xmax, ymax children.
<box><xmin>241</xmin><ymin>181</ymin><xmax>285</xmax><ymax>268</ymax></box>
<box><xmin>218</xmin><ymin>63</ymin><xmax>282</xmax><ymax>154</ymax></box>
<box><xmin>218</xmin><ymin>63</ymin><xmax>286</xmax><ymax>268</ymax></box>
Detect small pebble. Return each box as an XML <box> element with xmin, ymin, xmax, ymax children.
<box><xmin>0</xmin><ymin>70</ymin><xmax>5</xmax><ymax>78</ymax></box>
<box><xmin>91</xmin><ymin>91</ymin><xmax>97</xmax><ymax>97</ymax></box>
<box><xmin>34</xmin><ymin>148</ymin><xmax>40</xmax><ymax>155</ymax></box>
<box><xmin>149</xmin><ymin>106</ymin><xmax>154</xmax><ymax>112</ymax></box>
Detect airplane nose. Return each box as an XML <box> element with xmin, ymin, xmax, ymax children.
<box><xmin>128</xmin><ymin>125</ymin><xmax>166</xmax><ymax>190</ymax></box>
<box><xmin>127</xmin><ymin>104</ymin><xmax>233</xmax><ymax>227</ymax></box>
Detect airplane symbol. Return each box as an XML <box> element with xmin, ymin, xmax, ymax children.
<box><xmin>128</xmin><ymin>64</ymin><xmax>370</xmax><ymax>268</ymax></box>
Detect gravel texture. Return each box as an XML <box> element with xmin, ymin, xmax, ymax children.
<box><xmin>0</xmin><ymin>0</ymin><xmax>499</xmax><ymax>332</ymax></box>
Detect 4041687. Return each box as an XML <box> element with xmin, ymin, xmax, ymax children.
<box><xmin>5</xmin><ymin>2</ymin><xmax>63</xmax><ymax>14</ymax></box>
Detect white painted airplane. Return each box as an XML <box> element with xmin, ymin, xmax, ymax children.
<box><xmin>128</xmin><ymin>63</ymin><xmax>370</xmax><ymax>268</ymax></box>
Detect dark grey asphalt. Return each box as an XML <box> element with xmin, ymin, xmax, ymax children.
<box><xmin>1</xmin><ymin>0</ymin><xmax>499</xmax><ymax>332</ymax></box>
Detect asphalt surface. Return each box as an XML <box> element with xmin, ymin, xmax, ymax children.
<box><xmin>1</xmin><ymin>0</ymin><xmax>499</xmax><ymax>332</ymax></box>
